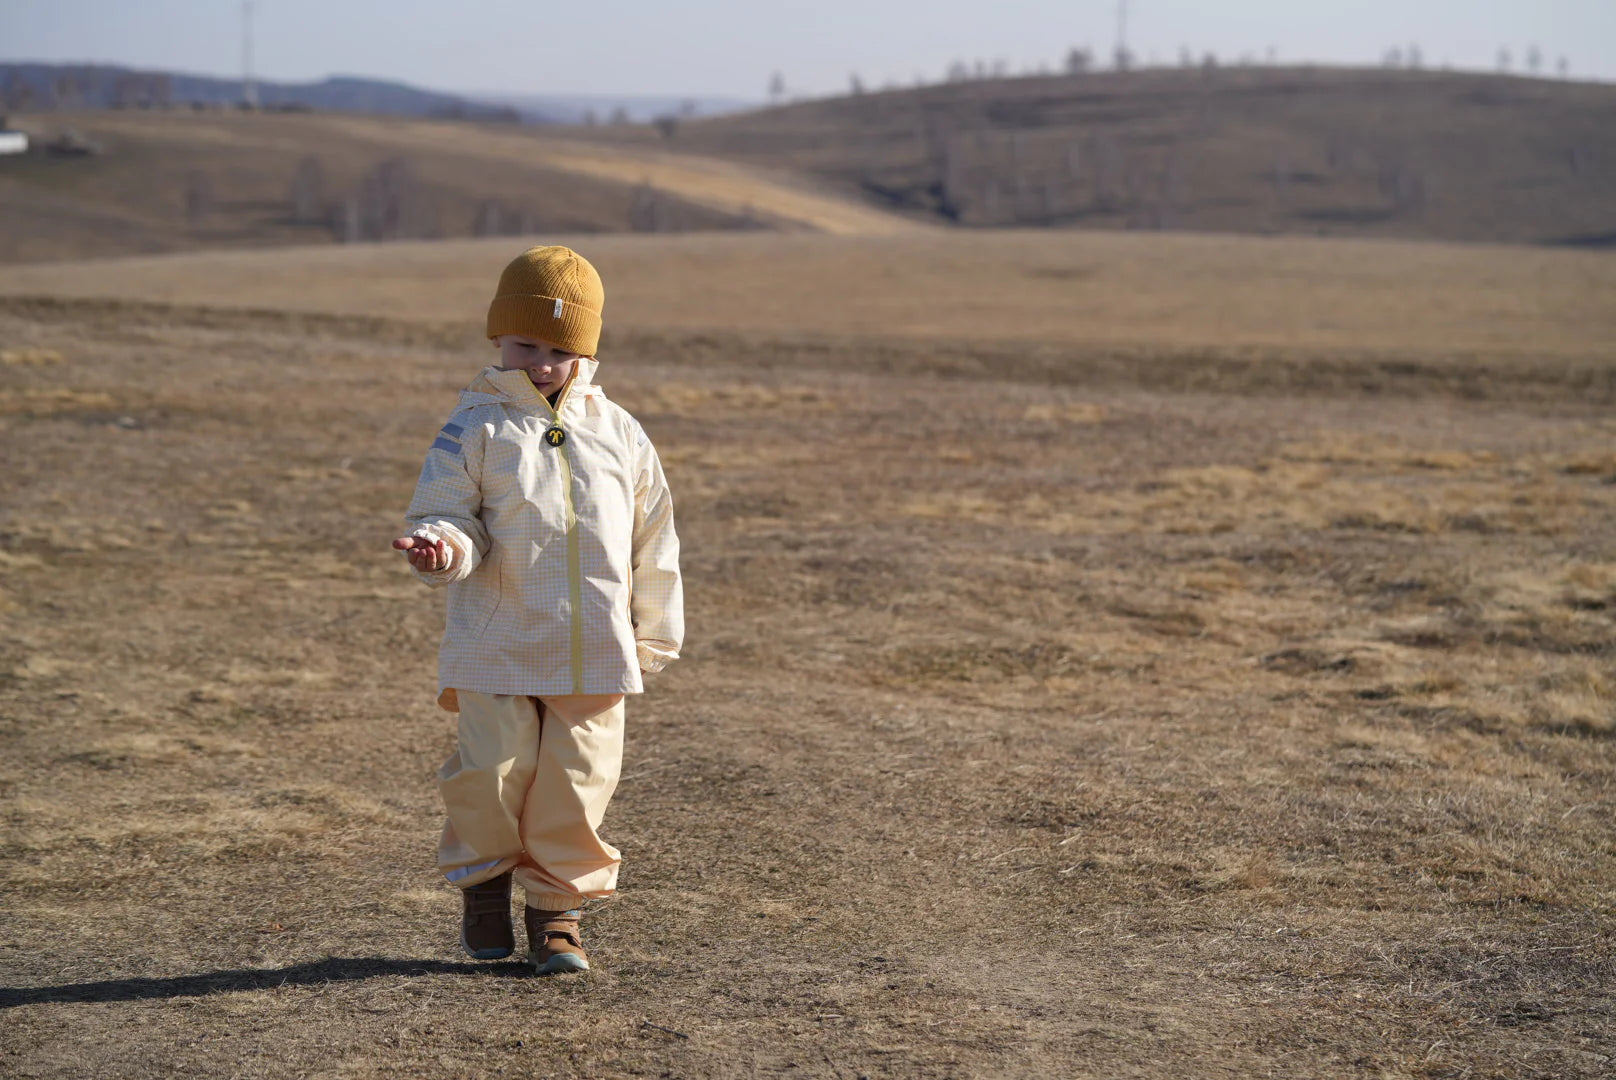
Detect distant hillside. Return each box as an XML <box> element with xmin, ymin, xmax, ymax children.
<box><xmin>469</xmin><ymin>92</ymin><xmax>754</xmax><ymax>125</ymax></box>
<box><xmin>0</xmin><ymin>110</ymin><xmax>768</xmax><ymax>264</ymax></box>
<box><xmin>0</xmin><ymin>62</ymin><xmax>523</xmax><ymax>121</ymax></box>
<box><xmin>583</xmin><ymin>66</ymin><xmax>1616</xmax><ymax>247</ymax></box>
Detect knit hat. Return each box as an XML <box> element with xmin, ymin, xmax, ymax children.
<box><xmin>486</xmin><ymin>245</ymin><xmax>605</xmax><ymax>356</ymax></box>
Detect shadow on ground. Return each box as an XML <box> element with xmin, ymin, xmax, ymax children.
<box><xmin>0</xmin><ymin>957</ymin><xmax>530</xmax><ymax>1007</ymax></box>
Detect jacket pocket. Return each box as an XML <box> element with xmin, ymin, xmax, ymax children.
<box><xmin>448</xmin><ymin>561</ymin><xmax>503</xmax><ymax>644</ymax></box>
<box><xmin>471</xmin><ymin>562</ymin><xmax>503</xmax><ymax>643</ymax></box>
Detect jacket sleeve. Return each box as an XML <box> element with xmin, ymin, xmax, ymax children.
<box><xmin>403</xmin><ymin>412</ymin><xmax>489</xmax><ymax>587</ymax></box>
<box><xmin>630</xmin><ymin>425</ymin><xmax>684</xmax><ymax>671</ymax></box>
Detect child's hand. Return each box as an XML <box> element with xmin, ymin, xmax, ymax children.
<box><xmin>393</xmin><ymin>535</ymin><xmax>451</xmax><ymax>573</ymax></box>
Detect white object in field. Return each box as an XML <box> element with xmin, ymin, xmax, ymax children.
<box><xmin>0</xmin><ymin>132</ymin><xmax>28</xmax><ymax>155</ymax></box>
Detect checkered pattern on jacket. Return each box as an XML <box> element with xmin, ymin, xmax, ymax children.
<box><xmin>405</xmin><ymin>361</ymin><xmax>683</xmax><ymax>699</ymax></box>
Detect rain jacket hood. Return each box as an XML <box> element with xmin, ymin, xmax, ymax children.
<box><xmin>405</xmin><ymin>360</ymin><xmax>683</xmax><ymax>707</ymax></box>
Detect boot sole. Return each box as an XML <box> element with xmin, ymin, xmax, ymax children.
<box><xmin>461</xmin><ymin>928</ymin><xmax>514</xmax><ymax>961</ymax></box>
<box><xmin>532</xmin><ymin>952</ymin><xmax>589</xmax><ymax>975</ymax></box>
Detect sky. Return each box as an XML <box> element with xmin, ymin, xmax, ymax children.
<box><xmin>4</xmin><ymin>1</ymin><xmax>1612</xmax><ymax>100</ymax></box>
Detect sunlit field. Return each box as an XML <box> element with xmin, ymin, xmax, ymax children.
<box><xmin>2</xmin><ymin>229</ymin><xmax>1613</xmax><ymax>1078</ymax></box>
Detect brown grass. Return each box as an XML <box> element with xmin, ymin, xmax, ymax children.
<box><xmin>0</xmin><ymin>235</ymin><xmax>1613</xmax><ymax>1078</ymax></box>
<box><xmin>598</xmin><ymin>66</ymin><xmax>1616</xmax><ymax>246</ymax></box>
<box><xmin>0</xmin><ymin>109</ymin><xmax>859</xmax><ymax>265</ymax></box>
<box><xmin>1</xmin><ymin>228</ymin><xmax>1613</xmax><ymax>363</ymax></box>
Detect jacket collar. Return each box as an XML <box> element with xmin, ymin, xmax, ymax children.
<box><xmin>460</xmin><ymin>358</ymin><xmax>602</xmax><ymax>407</ymax></box>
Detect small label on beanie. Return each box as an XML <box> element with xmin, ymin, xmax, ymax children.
<box><xmin>553</xmin><ymin>298</ymin><xmax>565</xmax><ymax>318</ymax></box>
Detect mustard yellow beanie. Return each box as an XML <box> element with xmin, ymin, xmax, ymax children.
<box><xmin>486</xmin><ymin>245</ymin><xmax>605</xmax><ymax>357</ymax></box>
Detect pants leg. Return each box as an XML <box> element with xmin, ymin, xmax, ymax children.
<box><xmin>513</xmin><ymin>694</ymin><xmax>626</xmax><ymax>911</ymax></box>
<box><xmin>436</xmin><ymin>692</ymin><xmax>541</xmax><ymax>888</ymax></box>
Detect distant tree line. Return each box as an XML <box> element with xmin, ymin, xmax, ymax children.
<box><xmin>0</xmin><ymin>63</ymin><xmax>521</xmax><ymax>120</ymax></box>
<box><xmin>776</xmin><ymin>37</ymin><xmax>1578</xmax><ymax>107</ymax></box>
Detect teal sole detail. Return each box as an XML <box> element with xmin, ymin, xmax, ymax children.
<box><xmin>461</xmin><ymin>929</ymin><xmax>514</xmax><ymax>961</ymax></box>
<box><xmin>533</xmin><ymin>952</ymin><xmax>589</xmax><ymax>975</ymax></box>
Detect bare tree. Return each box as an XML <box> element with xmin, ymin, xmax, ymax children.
<box><xmin>1178</xmin><ymin>46</ymin><xmax>1194</xmax><ymax>68</ymax></box>
<box><xmin>473</xmin><ymin>199</ymin><xmax>519</xmax><ymax>237</ymax></box>
<box><xmin>1526</xmin><ymin>44</ymin><xmax>1543</xmax><ymax>75</ymax></box>
<box><xmin>608</xmin><ymin>106</ymin><xmax>629</xmax><ymax>125</ymax></box>
<box><xmin>289</xmin><ymin>156</ymin><xmax>324</xmax><ymax>223</ymax></box>
<box><xmin>351</xmin><ymin>158</ymin><xmax>429</xmax><ymax>241</ymax></box>
<box><xmin>1378</xmin><ymin>160</ymin><xmax>1427</xmax><ymax>215</ymax></box>
<box><xmin>1113</xmin><ymin>45</ymin><xmax>1134</xmax><ymax>72</ymax></box>
<box><xmin>1271</xmin><ymin>153</ymin><xmax>1290</xmax><ymax>204</ymax></box>
<box><xmin>332</xmin><ymin>198</ymin><xmax>360</xmax><ymax>243</ymax></box>
<box><xmin>849</xmin><ymin>73</ymin><xmax>865</xmax><ymax>96</ymax></box>
<box><xmin>1496</xmin><ymin>47</ymin><xmax>1511</xmax><ymax>73</ymax></box>
<box><xmin>3</xmin><ymin>72</ymin><xmax>30</xmax><ymax>111</ymax></box>
<box><xmin>52</xmin><ymin>73</ymin><xmax>78</xmax><ymax>108</ymax></box>
<box><xmin>184</xmin><ymin>171</ymin><xmax>213</xmax><ymax>225</ymax></box>
<box><xmin>1406</xmin><ymin>44</ymin><xmax>1422</xmax><ymax>69</ymax></box>
<box><xmin>652</xmin><ymin>114</ymin><xmax>678</xmax><ymax>139</ymax></box>
<box><xmin>1383</xmin><ymin>47</ymin><xmax>1404</xmax><ymax>68</ymax></box>
<box><xmin>767</xmin><ymin>71</ymin><xmax>786</xmax><ymax>102</ymax></box>
<box><xmin>1557</xmin><ymin>56</ymin><xmax>1570</xmax><ymax>79</ymax></box>
<box><xmin>629</xmin><ymin>182</ymin><xmax>664</xmax><ymax>232</ymax></box>
<box><xmin>1065</xmin><ymin>47</ymin><xmax>1093</xmax><ymax>75</ymax></box>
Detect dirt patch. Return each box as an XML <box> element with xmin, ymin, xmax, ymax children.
<box><xmin>1</xmin><ymin>297</ymin><xmax>1613</xmax><ymax>1078</ymax></box>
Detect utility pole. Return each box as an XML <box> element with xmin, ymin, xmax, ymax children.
<box><xmin>242</xmin><ymin>1</ymin><xmax>259</xmax><ymax>108</ymax></box>
<box><xmin>1115</xmin><ymin>0</ymin><xmax>1132</xmax><ymax>71</ymax></box>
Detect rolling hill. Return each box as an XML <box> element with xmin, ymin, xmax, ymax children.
<box><xmin>0</xmin><ymin>110</ymin><xmax>881</xmax><ymax>265</ymax></box>
<box><xmin>2</xmin><ymin>66</ymin><xmax>1613</xmax><ymax>267</ymax></box>
<box><xmin>0</xmin><ymin>62</ymin><xmax>521</xmax><ymax>120</ymax></box>
<box><xmin>583</xmin><ymin>66</ymin><xmax>1616</xmax><ymax>246</ymax></box>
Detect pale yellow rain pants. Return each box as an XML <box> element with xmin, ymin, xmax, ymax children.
<box><xmin>437</xmin><ymin>691</ymin><xmax>625</xmax><ymax>911</ymax></box>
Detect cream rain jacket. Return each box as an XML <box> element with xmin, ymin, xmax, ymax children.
<box><xmin>404</xmin><ymin>360</ymin><xmax>682</xmax><ymax>706</ymax></box>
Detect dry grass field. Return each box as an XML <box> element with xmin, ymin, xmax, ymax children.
<box><xmin>0</xmin><ymin>110</ymin><xmax>908</xmax><ymax>265</ymax></box>
<box><xmin>1</xmin><ymin>229</ymin><xmax>1614</xmax><ymax>1079</ymax></box>
<box><xmin>586</xmin><ymin>67</ymin><xmax>1616</xmax><ymax>245</ymax></box>
<box><xmin>5</xmin><ymin>66</ymin><xmax>1615</xmax><ymax>271</ymax></box>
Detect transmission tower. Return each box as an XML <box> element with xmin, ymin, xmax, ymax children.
<box><xmin>1115</xmin><ymin>0</ymin><xmax>1132</xmax><ymax>71</ymax></box>
<box><xmin>242</xmin><ymin>1</ymin><xmax>259</xmax><ymax>108</ymax></box>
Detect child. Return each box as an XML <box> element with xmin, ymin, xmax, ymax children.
<box><xmin>393</xmin><ymin>245</ymin><xmax>683</xmax><ymax>974</ymax></box>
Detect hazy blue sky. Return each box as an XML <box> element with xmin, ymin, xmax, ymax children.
<box><xmin>5</xmin><ymin>1</ymin><xmax>1611</xmax><ymax>99</ymax></box>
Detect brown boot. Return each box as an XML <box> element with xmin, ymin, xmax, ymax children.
<box><xmin>459</xmin><ymin>871</ymin><xmax>514</xmax><ymax>960</ymax></box>
<box><xmin>525</xmin><ymin>906</ymin><xmax>589</xmax><ymax>974</ymax></box>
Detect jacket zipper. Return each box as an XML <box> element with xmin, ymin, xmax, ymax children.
<box><xmin>537</xmin><ymin>378</ymin><xmax>587</xmax><ymax>695</ymax></box>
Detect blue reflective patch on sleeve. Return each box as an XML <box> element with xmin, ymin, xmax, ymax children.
<box><xmin>430</xmin><ymin>436</ymin><xmax>462</xmax><ymax>456</ymax></box>
<box><xmin>441</xmin><ymin>422</ymin><xmax>464</xmax><ymax>439</ymax></box>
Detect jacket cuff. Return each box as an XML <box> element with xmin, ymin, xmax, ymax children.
<box><xmin>636</xmin><ymin>641</ymin><xmax>678</xmax><ymax>673</ymax></box>
<box><xmin>408</xmin><ymin>525</ymin><xmax>462</xmax><ymax>584</ymax></box>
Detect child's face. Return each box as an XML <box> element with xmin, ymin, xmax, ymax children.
<box><xmin>496</xmin><ymin>334</ymin><xmax>583</xmax><ymax>397</ymax></box>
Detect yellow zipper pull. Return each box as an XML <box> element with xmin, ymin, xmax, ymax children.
<box><xmin>542</xmin><ymin>377</ymin><xmax>575</xmax><ymax>448</ymax></box>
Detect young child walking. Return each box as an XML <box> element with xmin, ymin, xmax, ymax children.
<box><xmin>393</xmin><ymin>245</ymin><xmax>683</xmax><ymax>974</ymax></box>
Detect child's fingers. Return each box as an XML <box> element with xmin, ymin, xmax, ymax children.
<box><xmin>397</xmin><ymin>536</ymin><xmax>451</xmax><ymax>571</ymax></box>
